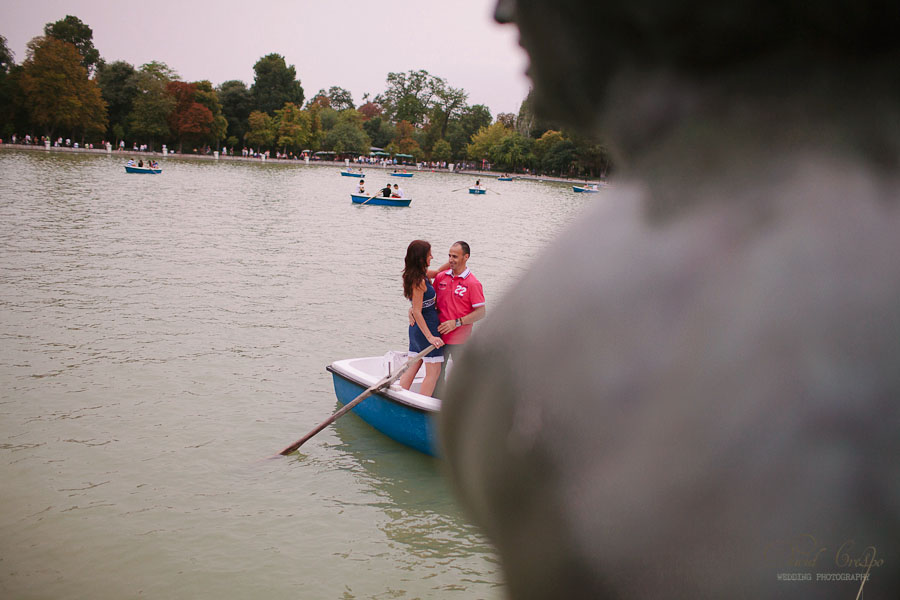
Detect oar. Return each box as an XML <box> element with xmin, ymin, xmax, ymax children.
<box><xmin>450</xmin><ymin>187</ymin><xmax>468</xmax><ymax>192</ymax></box>
<box><xmin>360</xmin><ymin>192</ymin><xmax>380</xmax><ymax>205</ymax></box>
<box><xmin>487</xmin><ymin>188</ymin><xmax>501</xmax><ymax>195</ymax></box>
<box><xmin>277</xmin><ymin>344</ymin><xmax>436</xmax><ymax>456</ymax></box>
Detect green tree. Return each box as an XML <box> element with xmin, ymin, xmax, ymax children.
<box><xmin>533</xmin><ymin>130</ymin><xmax>566</xmax><ymax>165</ymax></box>
<box><xmin>128</xmin><ymin>62</ymin><xmax>176</xmax><ymax>150</ymax></box>
<box><xmin>245</xmin><ymin>110</ymin><xmax>275</xmax><ymax>150</ymax></box>
<box><xmin>96</xmin><ymin>60</ymin><xmax>137</xmax><ymax>142</ymax></box>
<box><xmin>43</xmin><ymin>15</ymin><xmax>101</xmax><ymax>75</ymax></box>
<box><xmin>490</xmin><ymin>131</ymin><xmax>533</xmax><ymax>172</ymax></box>
<box><xmin>0</xmin><ymin>35</ymin><xmax>12</xmax><ymax>75</ymax></box>
<box><xmin>376</xmin><ymin>69</ymin><xmax>444</xmax><ymax>127</ymax></box>
<box><xmin>467</xmin><ymin>121</ymin><xmax>511</xmax><ymax>162</ymax></box>
<box><xmin>496</xmin><ymin>113</ymin><xmax>516</xmax><ymax>128</ymax></box>
<box><xmin>446</xmin><ymin>104</ymin><xmax>492</xmax><ymax>159</ymax></box>
<box><xmin>430</xmin><ymin>82</ymin><xmax>467</xmax><ymax>138</ymax></box>
<box><xmin>18</xmin><ymin>36</ymin><xmax>107</xmax><ymax>139</ymax></box>
<box><xmin>138</xmin><ymin>60</ymin><xmax>178</xmax><ymax>82</ymax></box>
<box><xmin>431</xmin><ymin>138</ymin><xmax>452</xmax><ymax>162</ymax></box>
<box><xmin>322</xmin><ymin>110</ymin><xmax>370</xmax><ymax>155</ymax></box>
<box><xmin>318</xmin><ymin>106</ymin><xmax>339</xmax><ymax>131</ymax></box>
<box><xmin>217</xmin><ymin>80</ymin><xmax>252</xmax><ymax>147</ymax></box>
<box><xmin>273</xmin><ymin>102</ymin><xmax>311</xmax><ymax>154</ymax></box>
<box><xmin>250</xmin><ymin>53</ymin><xmax>304</xmax><ymax>115</ymax></box>
<box><xmin>542</xmin><ymin>138</ymin><xmax>577</xmax><ymax>176</ymax></box>
<box><xmin>363</xmin><ymin>116</ymin><xmax>394</xmax><ymax>148</ymax></box>
<box><xmin>569</xmin><ymin>130</ymin><xmax>614</xmax><ymax>178</ymax></box>
<box><xmin>0</xmin><ymin>35</ymin><xmax>15</xmax><ymax>136</ymax></box>
<box><xmin>313</xmin><ymin>85</ymin><xmax>355</xmax><ymax>111</ymax></box>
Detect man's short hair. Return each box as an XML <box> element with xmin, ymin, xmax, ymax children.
<box><xmin>454</xmin><ymin>241</ymin><xmax>471</xmax><ymax>256</ymax></box>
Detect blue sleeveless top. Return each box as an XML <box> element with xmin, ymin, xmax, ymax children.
<box><xmin>408</xmin><ymin>278</ymin><xmax>443</xmax><ymax>358</ymax></box>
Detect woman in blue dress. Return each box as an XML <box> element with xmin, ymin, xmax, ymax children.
<box><xmin>398</xmin><ymin>240</ymin><xmax>448</xmax><ymax>397</ymax></box>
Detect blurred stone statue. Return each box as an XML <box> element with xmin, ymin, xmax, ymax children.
<box><xmin>441</xmin><ymin>1</ymin><xmax>899</xmax><ymax>599</ymax></box>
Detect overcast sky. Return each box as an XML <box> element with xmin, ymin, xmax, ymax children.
<box><xmin>1</xmin><ymin>0</ymin><xmax>532</xmax><ymax>117</ymax></box>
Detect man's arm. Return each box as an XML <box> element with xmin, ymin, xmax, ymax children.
<box><xmin>438</xmin><ymin>305</ymin><xmax>485</xmax><ymax>334</ymax></box>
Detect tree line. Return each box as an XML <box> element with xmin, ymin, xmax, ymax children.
<box><xmin>0</xmin><ymin>16</ymin><xmax>612</xmax><ymax>177</ymax></box>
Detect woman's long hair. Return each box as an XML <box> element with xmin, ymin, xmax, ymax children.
<box><xmin>403</xmin><ymin>240</ymin><xmax>430</xmax><ymax>300</ymax></box>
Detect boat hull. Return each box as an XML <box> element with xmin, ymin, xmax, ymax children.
<box><xmin>351</xmin><ymin>193</ymin><xmax>411</xmax><ymax>207</ymax></box>
<box><xmin>390</xmin><ymin>172</ymin><xmax>413</xmax><ymax>177</ymax></box>
<box><xmin>573</xmin><ymin>186</ymin><xmax>599</xmax><ymax>193</ymax></box>
<box><xmin>469</xmin><ymin>188</ymin><xmax>486</xmax><ymax>194</ymax></box>
<box><xmin>497</xmin><ymin>177</ymin><xmax>514</xmax><ymax>181</ymax></box>
<box><xmin>327</xmin><ymin>357</ymin><xmax>439</xmax><ymax>455</ymax></box>
<box><xmin>125</xmin><ymin>166</ymin><xmax>161</xmax><ymax>174</ymax></box>
<box><xmin>340</xmin><ymin>170</ymin><xmax>364</xmax><ymax>177</ymax></box>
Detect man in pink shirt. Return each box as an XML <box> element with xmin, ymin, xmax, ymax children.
<box><xmin>434</xmin><ymin>241</ymin><xmax>486</xmax><ymax>395</ymax></box>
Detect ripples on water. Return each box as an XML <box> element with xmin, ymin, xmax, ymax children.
<box><xmin>0</xmin><ymin>149</ymin><xmax>596</xmax><ymax>599</ymax></box>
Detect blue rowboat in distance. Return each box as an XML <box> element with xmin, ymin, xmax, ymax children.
<box><xmin>390</xmin><ymin>172</ymin><xmax>414</xmax><ymax>177</ymax></box>
<box><xmin>351</xmin><ymin>193</ymin><xmax>411</xmax><ymax>207</ymax></box>
<box><xmin>573</xmin><ymin>185</ymin><xmax>600</xmax><ymax>193</ymax></box>
<box><xmin>125</xmin><ymin>165</ymin><xmax>161</xmax><ymax>174</ymax></box>
<box><xmin>340</xmin><ymin>169</ymin><xmax>364</xmax><ymax>177</ymax></box>
<box><xmin>327</xmin><ymin>353</ymin><xmax>440</xmax><ymax>455</ymax></box>
<box><xmin>469</xmin><ymin>187</ymin><xmax>487</xmax><ymax>194</ymax></box>
<box><xmin>497</xmin><ymin>177</ymin><xmax>514</xmax><ymax>181</ymax></box>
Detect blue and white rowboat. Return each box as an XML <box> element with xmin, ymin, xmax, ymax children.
<box><xmin>469</xmin><ymin>187</ymin><xmax>487</xmax><ymax>194</ymax></box>
<box><xmin>327</xmin><ymin>353</ymin><xmax>440</xmax><ymax>455</ymax></box>
<box><xmin>340</xmin><ymin>169</ymin><xmax>364</xmax><ymax>177</ymax></box>
<box><xmin>350</xmin><ymin>193</ymin><xmax>411</xmax><ymax>207</ymax></box>
<box><xmin>497</xmin><ymin>177</ymin><xmax>514</xmax><ymax>181</ymax></box>
<box><xmin>573</xmin><ymin>185</ymin><xmax>600</xmax><ymax>193</ymax></box>
<box><xmin>390</xmin><ymin>172</ymin><xmax>414</xmax><ymax>178</ymax></box>
<box><xmin>125</xmin><ymin>165</ymin><xmax>161</xmax><ymax>174</ymax></box>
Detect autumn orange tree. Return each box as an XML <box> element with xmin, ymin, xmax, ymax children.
<box><xmin>18</xmin><ymin>36</ymin><xmax>107</xmax><ymax>140</ymax></box>
<box><xmin>166</xmin><ymin>81</ymin><xmax>215</xmax><ymax>153</ymax></box>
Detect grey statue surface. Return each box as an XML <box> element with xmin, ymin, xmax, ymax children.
<box><xmin>441</xmin><ymin>1</ymin><xmax>900</xmax><ymax>598</ymax></box>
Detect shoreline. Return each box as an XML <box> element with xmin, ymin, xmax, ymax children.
<box><xmin>0</xmin><ymin>142</ymin><xmax>607</xmax><ymax>186</ymax></box>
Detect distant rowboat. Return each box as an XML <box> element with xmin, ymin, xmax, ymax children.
<box><xmin>497</xmin><ymin>177</ymin><xmax>514</xmax><ymax>181</ymax></box>
<box><xmin>125</xmin><ymin>165</ymin><xmax>161</xmax><ymax>174</ymax></box>
<box><xmin>469</xmin><ymin>187</ymin><xmax>487</xmax><ymax>194</ymax></box>
<box><xmin>351</xmin><ymin>193</ymin><xmax>411</xmax><ymax>207</ymax></box>
<box><xmin>340</xmin><ymin>169</ymin><xmax>364</xmax><ymax>177</ymax></box>
<box><xmin>390</xmin><ymin>172</ymin><xmax>414</xmax><ymax>178</ymax></box>
<box><xmin>573</xmin><ymin>185</ymin><xmax>600</xmax><ymax>193</ymax></box>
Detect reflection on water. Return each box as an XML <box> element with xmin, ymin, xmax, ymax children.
<box><xmin>0</xmin><ymin>148</ymin><xmax>594</xmax><ymax>599</ymax></box>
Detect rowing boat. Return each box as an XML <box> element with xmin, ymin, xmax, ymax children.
<box><xmin>327</xmin><ymin>352</ymin><xmax>439</xmax><ymax>455</ymax></box>
<box><xmin>350</xmin><ymin>193</ymin><xmax>411</xmax><ymax>207</ymax></box>
<box><xmin>125</xmin><ymin>165</ymin><xmax>162</xmax><ymax>174</ymax></box>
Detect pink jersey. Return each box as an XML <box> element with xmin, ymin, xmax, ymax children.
<box><xmin>434</xmin><ymin>268</ymin><xmax>485</xmax><ymax>345</ymax></box>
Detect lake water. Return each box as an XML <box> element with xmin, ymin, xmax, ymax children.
<box><xmin>0</xmin><ymin>149</ymin><xmax>595</xmax><ymax>599</ymax></box>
